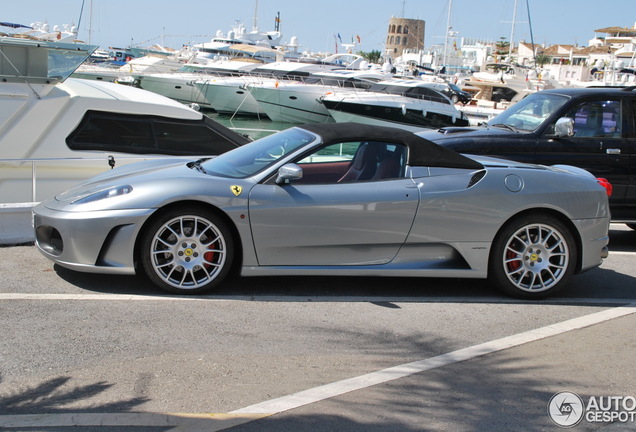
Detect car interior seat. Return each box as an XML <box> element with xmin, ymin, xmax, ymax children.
<box><xmin>338</xmin><ymin>142</ymin><xmax>382</xmax><ymax>182</ymax></box>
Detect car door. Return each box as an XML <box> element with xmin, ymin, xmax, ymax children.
<box><xmin>536</xmin><ymin>97</ymin><xmax>631</xmax><ymax>203</ymax></box>
<box><xmin>248</xmin><ymin>141</ymin><xmax>419</xmax><ymax>266</ymax></box>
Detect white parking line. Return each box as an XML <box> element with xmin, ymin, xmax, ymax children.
<box><xmin>609</xmin><ymin>251</ymin><xmax>636</xmax><ymax>256</ymax></box>
<box><xmin>1</xmin><ymin>299</ymin><xmax>634</xmax><ymax>430</ymax></box>
<box><xmin>231</xmin><ymin>304</ymin><xmax>636</xmax><ymax>415</ymax></box>
<box><xmin>0</xmin><ymin>293</ymin><xmax>634</xmax><ymax>305</ymax></box>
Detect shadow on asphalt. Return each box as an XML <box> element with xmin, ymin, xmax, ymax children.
<box><xmin>51</xmin><ymin>228</ymin><xmax>636</xmax><ymax>304</ymax></box>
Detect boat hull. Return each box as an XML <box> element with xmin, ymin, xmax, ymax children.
<box><xmin>321</xmin><ymin>98</ymin><xmax>469</xmax><ymax>132</ymax></box>
<box><xmin>248</xmin><ymin>82</ymin><xmax>334</xmax><ymax>123</ymax></box>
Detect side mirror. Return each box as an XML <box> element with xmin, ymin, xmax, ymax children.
<box><xmin>551</xmin><ymin>117</ymin><xmax>575</xmax><ymax>138</ymax></box>
<box><xmin>275</xmin><ymin>163</ymin><xmax>303</xmax><ymax>185</ymax></box>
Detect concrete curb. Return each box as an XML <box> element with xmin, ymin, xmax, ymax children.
<box><xmin>0</xmin><ymin>203</ymin><xmax>36</xmax><ymax>245</ymax></box>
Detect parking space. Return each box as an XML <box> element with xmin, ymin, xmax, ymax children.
<box><xmin>0</xmin><ymin>224</ymin><xmax>634</xmax><ymax>430</ymax></box>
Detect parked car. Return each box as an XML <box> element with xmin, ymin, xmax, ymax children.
<box><xmin>33</xmin><ymin>123</ymin><xmax>610</xmax><ymax>299</ymax></box>
<box><xmin>417</xmin><ymin>87</ymin><xmax>636</xmax><ymax>227</ymax></box>
<box><xmin>434</xmin><ymin>82</ymin><xmax>473</xmax><ymax>104</ymax></box>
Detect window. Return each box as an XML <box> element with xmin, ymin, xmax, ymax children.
<box><xmin>397</xmin><ymin>25</ymin><xmax>402</xmax><ymax>34</ymax></box>
<box><xmin>567</xmin><ymin>100</ymin><xmax>622</xmax><ymax>138</ymax></box>
<box><xmin>396</xmin><ymin>36</ymin><xmax>401</xmax><ymax>45</ymax></box>
<box><xmin>404</xmin><ymin>25</ymin><xmax>409</xmax><ymax>34</ymax></box>
<box><xmin>66</xmin><ymin>111</ymin><xmax>245</xmax><ymax>155</ymax></box>
<box><xmin>293</xmin><ymin>141</ymin><xmax>407</xmax><ymax>184</ymax></box>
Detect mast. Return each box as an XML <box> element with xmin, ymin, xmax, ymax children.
<box><xmin>508</xmin><ymin>0</ymin><xmax>518</xmax><ymax>58</ymax></box>
<box><xmin>443</xmin><ymin>0</ymin><xmax>452</xmax><ymax>70</ymax></box>
<box><xmin>526</xmin><ymin>0</ymin><xmax>536</xmax><ymax>67</ymax></box>
<box><xmin>253</xmin><ymin>0</ymin><xmax>259</xmax><ymax>31</ymax></box>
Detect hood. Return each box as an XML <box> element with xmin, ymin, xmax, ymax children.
<box><xmin>416</xmin><ymin>125</ymin><xmax>521</xmax><ymax>143</ymax></box>
<box><xmin>54</xmin><ymin>158</ymin><xmax>201</xmax><ymax>203</ymax></box>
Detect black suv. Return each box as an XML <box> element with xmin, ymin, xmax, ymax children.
<box><xmin>417</xmin><ymin>87</ymin><xmax>636</xmax><ymax>225</ymax></box>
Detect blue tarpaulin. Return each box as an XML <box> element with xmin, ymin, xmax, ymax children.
<box><xmin>0</xmin><ymin>22</ymin><xmax>33</xmax><ymax>29</ymax></box>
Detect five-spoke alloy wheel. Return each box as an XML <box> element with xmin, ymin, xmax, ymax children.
<box><xmin>140</xmin><ymin>206</ymin><xmax>234</xmax><ymax>294</ymax></box>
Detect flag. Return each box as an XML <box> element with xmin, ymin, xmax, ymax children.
<box><xmin>337</xmin><ymin>33</ymin><xmax>342</xmax><ymax>43</ymax></box>
<box><xmin>356</xmin><ymin>35</ymin><xmax>361</xmax><ymax>43</ymax></box>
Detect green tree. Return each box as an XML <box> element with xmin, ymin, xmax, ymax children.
<box><xmin>495</xmin><ymin>37</ymin><xmax>510</xmax><ymax>57</ymax></box>
<box><xmin>533</xmin><ymin>53</ymin><xmax>552</xmax><ymax>67</ymax></box>
<box><xmin>357</xmin><ymin>50</ymin><xmax>382</xmax><ymax>64</ymax></box>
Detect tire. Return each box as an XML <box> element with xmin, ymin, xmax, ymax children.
<box><xmin>489</xmin><ymin>214</ymin><xmax>577</xmax><ymax>299</ymax></box>
<box><xmin>140</xmin><ymin>206</ymin><xmax>234</xmax><ymax>294</ymax></box>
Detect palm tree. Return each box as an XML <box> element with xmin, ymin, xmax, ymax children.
<box><xmin>533</xmin><ymin>53</ymin><xmax>552</xmax><ymax>67</ymax></box>
<box><xmin>358</xmin><ymin>50</ymin><xmax>382</xmax><ymax>64</ymax></box>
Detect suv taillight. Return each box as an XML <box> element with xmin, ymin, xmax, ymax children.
<box><xmin>597</xmin><ymin>178</ymin><xmax>613</xmax><ymax>197</ymax></box>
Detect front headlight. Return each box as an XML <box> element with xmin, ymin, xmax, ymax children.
<box><xmin>72</xmin><ymin>185</ymin><xmax>133</xmax><ymax>204</ymax></box>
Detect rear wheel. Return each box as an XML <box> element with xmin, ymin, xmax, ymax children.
<box><xmin>489</xmin><ymin>214</ymin><xmax>577</xmax><ymax>299</ymax></box>
<box><xmin>140</xmin><ymin>206</ymin><xmax>234</xmax><ymax>294</ymax></box>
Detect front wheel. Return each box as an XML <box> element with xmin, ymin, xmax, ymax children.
<box><xmin>489</xmin><ymin>215</ymin><xmax>577</xmax><ymax>299</ymax></box>
<box><xmin>140</xmin><ymin>206</ymin><xmax>234</xmax><ymax>294</ymax></box>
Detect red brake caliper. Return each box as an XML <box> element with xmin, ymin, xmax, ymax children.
<box><xmin>203</xmin><ymin>241</ymin><xmax>217</xmax><ymax>269</ymax></box>
<box><xmin>506</xmin><ymin>247</ymin><xmax>521</xmax><ymax>271</ymax></box>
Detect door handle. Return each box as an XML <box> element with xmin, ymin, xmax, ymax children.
<box><xmin>606</xmin><ymin>148</ymin><xmax>621</xmax><ymax>155</ymax></box>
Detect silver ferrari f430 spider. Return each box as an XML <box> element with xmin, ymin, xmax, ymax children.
<box><xmin>33</xmin><ymin>123</ymin><xmax>611</xmax><ymax>299</ymax></box>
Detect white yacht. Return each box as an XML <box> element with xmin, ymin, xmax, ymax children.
<box><xmin>135</xmin><ymin>60</ymin><xmax>263</xmax><ymax>108</ymax></box>
<box><xmin>72</xmin><ymin>53</ymin><xmax>188</xmax><ymax>82</ymax></box>
<box><xmin>193</xmin><ymin>53</ymin><xmax>371</xmax><ymax>117</ymax></box>
<box><xmin>247</xmin><ymin>70</ymin><xmax>388</xmax><ymax>123</ymax></box>
<box><xmin>319</xmin><ymin>79</ymin><xmax>469</xmax><ymax>132</ymax></box>
<box><xmin>0</xmin><ymin>37</ymin><xmax>249</xmax><ymax>203</ymax></box>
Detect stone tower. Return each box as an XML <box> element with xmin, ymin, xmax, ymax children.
<box><xmin>386</xmin><ymin>17</ymin><xmax>425</xmax><ymax>58</ymax></box>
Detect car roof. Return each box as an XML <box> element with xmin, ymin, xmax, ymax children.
<box><xmin>539</xmin><ymin>86</ymin><xmax>636</xmax><ymax>97</ymax></box>
<box><xmin>298</xmin><ymin>122</ymin><xmax>484</xmax><ymax>170</ymax></box>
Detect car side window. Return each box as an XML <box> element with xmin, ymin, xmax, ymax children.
<box><xmin>566</xmin><ymin>100</ymin><xmax>622</xmax><ymax>138</ymax></box>
<box><xmin>294</xmin><ymin>141</ymin><xmax>407</xmax><ymax>184</ymax></box>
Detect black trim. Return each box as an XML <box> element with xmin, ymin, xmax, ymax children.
<box><xmin>298</xmin><ymin>123</ymin><xmax>483</xmax><ymax>170</ymax></box>
<box><xmin>321</xmin><ymin>100</ymin><xmax>469</xmax><ymax>130</ymax></box>
<box><xmin>66</xmin><ymin>110</ymin><xmax>250</xmax><ymax>156</ymax></box>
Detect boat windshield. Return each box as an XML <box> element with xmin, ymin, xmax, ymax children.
<box><xmin>486</xmin><ymin>92</ymin><xmax>570</xmax><ymax>132</ymax></box>
<box><xmin>367</xmin><ymin>83</ymin><xmax>450</xmax><ymax>104</ymax></box>
<box><xmin>0</xmin><ymin>38</ymin><xmax>98</xmax><ymax>82</ymax></box>
<box><xmin>201</xmin><ymin>128</ymin><xmax>316</xmax><ymax>178</ymax></box>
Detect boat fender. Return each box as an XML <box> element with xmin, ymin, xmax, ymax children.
<box><xmin>422</xmin><ymin>109</ymin><xmax>427</xmax><ymax>118</ymax></box>
<box><xmin>401</xmin><ymin>104</ymin><xmax>406</xmax><ymax>115</ymax></box>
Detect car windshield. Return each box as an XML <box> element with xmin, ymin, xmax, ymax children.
<box><xmin>200</xmin><ymin>128</ymin><xmax>316</xmax><ymax>178</ymax></box>
<box><xmin>487</xmin><ymin>93</ymin><xmax>570</xmax><ymax>132</ymax></box>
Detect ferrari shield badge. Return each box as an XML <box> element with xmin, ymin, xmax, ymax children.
<box><xmin>231</xmin><ymin>185</ymin><xmax>243</xmax><ymax>196</ymax></box>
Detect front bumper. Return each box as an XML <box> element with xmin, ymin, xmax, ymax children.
<box><xmin>33</xmin><ymin>203</ymin><xmax>155</xmax><ymax>275</ymax></box>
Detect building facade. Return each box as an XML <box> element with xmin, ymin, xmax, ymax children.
<box><xmin>386</xmin><ymin>17</ymin><xmax>424</xmax><ymax>58</ymax></box>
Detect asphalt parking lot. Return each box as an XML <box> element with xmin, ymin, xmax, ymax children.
<box><xmin>0</xmin><ymin>224</ymin><xmax>634</xmax><ymax>431</ymax></box>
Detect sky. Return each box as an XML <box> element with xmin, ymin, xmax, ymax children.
<box><xmin>2</xmin><ymin>0</ymin><xmax>635</xmax><ymax>54</ymax></box>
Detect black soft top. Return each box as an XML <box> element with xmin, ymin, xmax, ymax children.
<box><xmin>299</xmin><ymin>122</ymin><xmax>483</xmax><ymax>170</ymax></box>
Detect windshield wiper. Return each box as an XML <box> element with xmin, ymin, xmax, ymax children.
<box><xmin>488</xmin><ymin>123</ymin><xmax>519</xmax><ymax>133</ymax></box>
